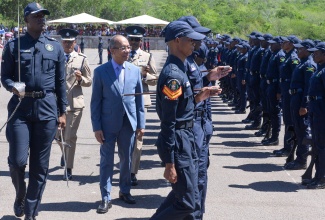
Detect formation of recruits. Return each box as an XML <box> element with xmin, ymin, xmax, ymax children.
<box><xmin>214</xmin><ymin>32</ymin><xmax>325</xmax><ymax>189</ymax></box>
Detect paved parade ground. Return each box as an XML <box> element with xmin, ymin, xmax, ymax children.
<box><xmin>1</xmin><ymin>49</ymin><xmax>325</xmax><ymax>219</ymax></box>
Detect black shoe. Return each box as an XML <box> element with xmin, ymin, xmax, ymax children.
<box><xmin>160</xmin><ymin>161</ymin><xmax>165</xmax><ymax>167</ymax></box>
<box><xmin>231</xmin><ymin>106</ymin><xmax>239</xmax><ymax>110</ymax></box>
<box><xmin>254</xmin><ymin>124</ymin><xmax>268</xmax><ymax>137</ymax></box>
<box><xmin>24</xmin><ymin>216</ymin><xmax>36</xmax><ymax>220</ymax></box>
<box><xmin>14</xmin><ymin>197</ymin><xmax>25</xmax><ymax>217</ymax></box>
<box><xmin>284</xmin><ymin>161</ymin><xmax>307</xmax><ymax>170</ymax></box>
<box><xmin>119</xmin><ymin>192</ymin><xmax>136</xmax><ymax>204</ymax></box>
<box><xmin>97</xmin><ymin>200</ymin><xmax>112</xmax><ymax>213</ymax></box>
<box><xmin>60</xmin><ymin>155</ymin><xmax>65</xmax><ymax>167</ymax></box>
<box><xmin>307</xmin><ymin>178</ymin><xmax>325</xmax><ymax>189</ymax></box>
<box><xmin>235</xmin><ymin>110</ymin><xmax>246</xmax><ymax>114</ymax></box>
<box><xmin>263</xmin><ymin>138</ymin><xmax>279</xmax><ymax>146</ymax></box>
<box><xmin>245</xmin><ymin>124</ymin><xmax>261</xmax><ymax>130</ymax></box>
<box><xmin>242</xmin><ymin>118</ymin><xmax>253</xmax><ymax>124</ymax></box>
<box><xmin>63</xmin><ymin>168</ymin><xmax>72</xmax><ymax>180</ymax></box>
<box><xmin>131</xmin><ymin>173</ymin><xmax>138</xmax><ymax>186</ymax></box>
<box><xmin>274</xmin><ymin>148</ymin><xmax>290</xmax><ymax>156</ymax></box>
<box><xmin>228</xmin><ymin>102</ymin><xmax>236</xmax><ymax>107</ymax></box>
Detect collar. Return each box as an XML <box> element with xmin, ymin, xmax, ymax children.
<box><xmin>25</xmin><ymin>32</ymin><xmax>45</xmax><ymax>44</ymax></box>
<box><xmin>111</xmin><ymin>58</ymin><xmax>125</xmax><ymax>70</ymax></box>
<box><xmin>167</xmin><ymin>54</ymin><xmax>186</xmax><ymax>73</ymax></box>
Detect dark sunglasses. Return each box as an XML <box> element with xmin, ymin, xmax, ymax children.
<box><xmin>129</xmin><ymin>37</ymin><xmax>141</xmax><ymax>42</ymax></box>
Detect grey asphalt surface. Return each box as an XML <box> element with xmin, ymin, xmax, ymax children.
<box><xmin>1</xmin><ymin>49</ymin><xmax>325</xmax><ymax>220</ymax></box>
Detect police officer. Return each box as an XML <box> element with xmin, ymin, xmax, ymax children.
<box><xmin>80</xmin><ymin>37</ymin><xmax>84</xmax><ymax>53</ymax></box>
<box><xmin>228</xmin><ymin>37</ymin><xmax>241</xmax><ymax>108</ymax></box>
<box><xmin>98</xmin><ymin>36</ymin><xmax>103</xmax><ymax>64</ymax></box>
<box><xmin>235</xmin><ymin>42</ymin><xmax>250</xmax><ymax>113</ymax></box>
<box><xmin>57</xmin><ymin>28</ymin><xmax>92</xmax><ymax>180</ymax></box>
<box><xmin>107</xmin><ymin>38</ymin><xmax>111</xmax><ymax>61</ymax></box>
<box><xmin>151</xmin><ymin>20</ymin><xmax>229</xmax><ymax>220</ymax></box>
<box><xmin>263</xmin><ymin>37</ymin><xmax>285</xmax><ymax>146</ymax></box>
<box><xmin>125</xmin><ymin>25</ymin><xmax>158</xmax><ymax>186</ymax></box>
<box><xmin>306</xmin><ymin>42</ymin><xmax>325</xmax><ymax>189</ymax></box>
<box><xmin>256</xmin><ymin>34</ymin><xmax>273</xmax><ymax>138</ymax></box>
<box><xmin>1</xmin><ymin>2</ymin><xmax>67</xmax><ymax>219</ymax></box>
<box><xmin>284</xmin><ymin>39</ymin><xmax>316</xmax><ymax>170</ymax></box>
<box><xmin>273</xmin><ymin>36</ymin><xmax>300</xmax><ymax>156</ymax></box>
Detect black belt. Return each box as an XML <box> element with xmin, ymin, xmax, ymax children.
<box><xmin>280</xmin><ymin>78</ymin><xmax>291</xmax><ymax>83</ymax></box>
<box><xmin>289</xmin><ymin>88</ymin><xmax>303</xmax><ymax>95</ymax></box>
<box><xmin>307</xmin><ymin>96</ymin><xmax>324</xmax><ymax>101</ymax></box>
<box><xmin>250</xmin><ymin>71</ymin><xmax>259</xmax><ymax>75</ymax></box>
<box><xmin>24</xmin><ymin>91</ymin><xmax>45</xmax><ymax>98</ymax></box>
<box><xmin>193</xmin><ymin>110</ymin><xmax>205</xmax><ymax>118</ymax></box>
<box><xmin>175</xmin><ymin>120</ymin><xmax>194</xmax><ymax>129</ymax></box>
<box><xmin>267</xmin><ymin>79</ymin><xmax>278</xmax><ymax>84</ymax></box>
<box><xmin>260</xmin><ymin>74</ymin><xmax>266</xmax><ymax>79</ymax></box>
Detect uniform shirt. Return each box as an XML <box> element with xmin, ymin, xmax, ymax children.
<box><xmin>98</xmin><ymin>39</ymin><xmax>103</xmax><ymax>52</ymax></box>
<box><xmin>156</xmin><ymin>54</ymin><xmax>194</xmax><ymax>164</ymax></box>
<box><xmin>266</xmin><ymin>49</ymin><xmax>286</xmax><ymax>93</ymax></box>
<box><xmin>236</xmin><ymin>52</ymin><xmax>248</xmax><ymax>80</ymax></box>
<box><xmin>1</xmin><ymin>32</ymin><xmax>67</xmax><ymax>118</ymax></box>
<box><xmin>308</xmin><ymin>63</ymin><xmax>325</xmax><ymax>97</ymax></box>
<box><xmin>290</xmin><ymin>55</ymin><xmax>316</xmax><ymax>108</ymax></box>
<box><xmin>250</xmin><ymin>46</ymin><xmax>264</xmax><ymax>74</ymax></box>
<box><xmin>279</xmin><ymin>49</ymin><xmax>299</xmax><ymax>80</ymax></box>
<box><xmin>259</xmin><ymin>48</ymin><xmax>272</xmax><ymax>78</ymax></box>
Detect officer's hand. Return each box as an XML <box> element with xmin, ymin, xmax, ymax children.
<box><xmin>195</xmin><ymin>87</ymin><xmax>221</xmax><ymax>103</ymax></box>
<box><xmin>74</xmin><ymin>69</ymin><xmax>82</xmax><ymax>81</ymax></box>
<box><xmin>136</xmin><ymin>128</ymin><xmax>145</xmax><ymax>138</ymax></box>
<box><xmin>299</xmin><ymin>107</ymin><xmax>308</xmax><ymax>116</ymax></box>
<box><xmin>58</xmin><ymin>114</ymin><xmax>66</xmax><ymax>129</ymax></box>
<box><xmin>141</xmin><ymin>66</ymin><xmax>149</xmax><ymax>78</ymax></box>
<box><xmin>94</xmin><ymin>130</ymin><xmax>105</xmax><ymax>144</ymax></box>
<box><xmin>164</xmin><ymin>163</ymin><xmax>177</xmax><ymax>184</ymax></box>
<box><xmin>207</xmin><ymin>66</ymin><xmax>232</xmax><ymax>81</ymax></box>
<box><xmin>276</xmin><ymin>93</ymin><xmax>281</xmax><ymax>100</ymax></box>
<box><xmin>242</xmin><ymin>80</ymin><xmax>246</xmax><ymax>85</ymax></box>
<box><xmin>231</xmin><ymin>73</ymin><xmax>236</xmax><ymax>78</ymax></box>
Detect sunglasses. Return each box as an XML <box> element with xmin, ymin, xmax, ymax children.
<box><xmin>129</xmin><ymin>37</ymin><xmax>141</xmax><ymax>42</ymax></box>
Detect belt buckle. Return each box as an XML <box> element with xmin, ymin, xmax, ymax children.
<box><xmin>267</xmin><ymin>80</ymin><xmax>270</xmax><ymax>84</ymax></box>
<box><xmin>32</xmin><ymin>91</ymin><xmax>35</xmax><ymax>98</ymax></box>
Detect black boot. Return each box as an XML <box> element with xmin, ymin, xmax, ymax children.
<box><xmin>10</xmin><ymin>166</ymin><xmax>27</xmax><ymax>217</ymax></box>
<box><xmin>254</xmin><ymin>115</ymin><xmax>270</xmax><ymax>136</ymax></box>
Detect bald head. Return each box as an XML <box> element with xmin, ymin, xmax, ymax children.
<box><xmin>110</xmin><ymin>35</ymin><xmax>131</xmax><ymax>64</ymax></box>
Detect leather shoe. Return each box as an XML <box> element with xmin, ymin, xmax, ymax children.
<box><xmin>63</xmin><ymin>168</ymin><xmax>72</xmax><ymax>180</ymax></box>
<box><xmin>235</xmin><ymin>110</ymin><xmax>246</xmax><ymax>114</ymax></box>
<box><xmin>231</xmin><ymin>106</ymin><xmax>239</xmax><ymax>110</ymax></box>
<box><xmin>284</xmin><ymin>161</ymin><xmax>307</xmax><ymax>170</ymax></box>
<box><xmin>263</xmin><ymin>138</ymin><xmax>279</xmax><ymax>146</ymax></box>
<box><xmin>97</xmin><ymin>200</ymin><xmax>112</xmax><ymax>213</ymax></box>
<box><xmin>302</xmin><ymin>178</ymin><xmax>316</xmax><ymax>186</ymax></box>
<box><xmin>14</xmin><ymin>197</ymin><xmax>25</xmax><ymax>217</ymax></box>
<box><xmin>119</xmin><ymin>192</ymin><xmax>136</xmax><ymax>204</ymax></box>
<box><xmin>245</xmin><ymin>124</ymin><xmax>261</xmax><ymax>130</ymax></box>
<box><xmin>242</xmin><ymin>118</ymin><xmax>253</xmax><ymax>123</ymax></box>
<box><xmin>273</xmin><ymin>148</ymin><xmax>290</xmax><ymax>156</ymax></box>
<box><xmin>24</xmin><ymin>216</ymin><xmax>36</xmax><ymax>220</ymax></box>
<box><xmin>307</xmin><ymin>178</ymin><xmax>325</xmax><ymax>189</ymax></box>
<box><xmin>131</xmin><ymin>173</ymin><xmax>138</xmax><ymax>186</ymax></box>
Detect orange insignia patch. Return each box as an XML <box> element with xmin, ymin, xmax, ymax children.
<box><xmin>162</xmin><ymin>85</ymin><xmax>182</xmax><ymax>100</ymax></box>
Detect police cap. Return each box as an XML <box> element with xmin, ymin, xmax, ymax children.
<box><xmin>293</xmin><ymin>39</ymin><xmax>315</xmax><ymax>49</ymax></box>
<box><xmin>307</xmin><ymin>42</ymin><xmax>325</xmax><ymax>52</ymax></box>
<box><xmin>24</xmin><ymin>2</ymin><xmax>50</xmax><ymax>17</ymax></box>
<box><xmin>246</xmin><ymin>31</ymin><xmax>258</xmax><ymax>37</ymax></box>
<box><xmin>268</xmin><ymin>36</ymin><xmax>283</xmax><ymax>44</ymax></box>
<box><xmin>250</xmin><ymin>32</ymin><xmax>263</xmax><ymax>39</ymax></box>
<box><xmin>280</xmin><ymin>35</ymin><xmax>301</xmax><ymax>44</ymax></box>
<box><xmin>237</xmin><ymin>42</ymin><xmax>250</xmax><ymax>50</ymax></box>
<box><xmin>164</xmin><ymin>21</ymin><xmax>205</xmax><ymax>43</ymax></box>
<box><xmin>58</xmin><ymin>28</ymin><xmax>79</xmax><ymax>41</ymax></box>
<box><xmin>125</xmin><ymin>25</ymin><xmax>146</xmax><ymax>38</ymax></box>
<box><xmin>258</xmin><ymin>33</ymin><xmax>273</xmax><ymax>41</ymax></box>
<box><xmin>177</xmin><ymin>16</ymin><xmax>211</xmax><ymax>34</ymax></box>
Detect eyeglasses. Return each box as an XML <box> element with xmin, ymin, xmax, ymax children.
<box><xmin>113</xmin><ymin>46</ymin><xmax>131</xmax><ymax>52</ymax></box>
<box><xmin>129</xmin><ymin>37</ymin><xmax>141</xmax><ymax>42</ymax></box>
<box><xmin>30</xmin><ymin>13</ymin><xmax>45</xmax><ymax>19</ymax></box>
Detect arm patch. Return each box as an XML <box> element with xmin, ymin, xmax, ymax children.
<box><xmin>162</xmin><ymin>79</ymin><xmax>182</xmax><ymax>100</ymax></box>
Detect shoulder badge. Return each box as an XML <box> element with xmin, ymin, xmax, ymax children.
<box><xmin>292</xmin><ymin>59</ymin><xmax>299</xmax><ymax>65</ymax></box>
<box><xmin>280</xmin><ymin>57</ymin><xmax>285</xmax><ymax>62</ymax></box>
<box><xmin>45</xmin><ymin>44</ymin><xmax>54</xmax><ymax>51</ymax></box>
<box><xmin>306</xmin><ymin>67</ymin><xmax>315</xmax><ymax>72</ymax></box>
<box><xmin>162</xmin><ymin>79</ymin><xmax>182</xmax><ymax>100</ymax></box>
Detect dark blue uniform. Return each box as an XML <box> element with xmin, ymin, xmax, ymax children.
<box><xmin>236</xmin><ymin>52</ymin><xmax>248</xmax><ymax>111</ymax></box>
<box><xmin>98</xmin><ymin>37</ymin><xmax>103</xmax><ymax>64</ymax></box>
<box><xmin>289</xmin><ymin>55</ymin><xmax>316</xmax><ymax>164</ymax></box>
<box><xmin>259</xmin><ymin>47</ymin><xmax>272</xmax><ymax>119</ymax></box>
<box><xmin>265</xmin><ymin>49</ymin><xmax>286</xmax><ymax>141</ymax></box>
<box><xmin>279</xmin><ymin>49</ymin><xmax>300</xmax><ymax>149</ymax></box>
<box><xmin>1</xmin><ymin>32</ymin><xmax>66</xmax><ymax>217</ymax></box>
<box><xmin>245</xmin><ymin>46</ymin><xmax>258</xmax><ymax>119</ymax></box>
<box><xmin>308</xmin><ymin>63</ymin><xmax>325</xmax><ymax>182</ymax></box>
<box><xmin>153</xmin><ymin>54</ymin><xmax>198</xmax><ymax>220</ymax></box>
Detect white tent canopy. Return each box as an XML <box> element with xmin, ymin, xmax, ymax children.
<box><xmin>114</xmin><ymin>15</ymin><xmax>169</xmax><ymax>26</ymax></box>
<box><xmin>47</xmin><ymin>13</ymin><xmax>114</xmax><ymax>24</ymax></box>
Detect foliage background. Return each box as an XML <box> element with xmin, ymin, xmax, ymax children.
<box><xmin>1</xmin><ymin>0</ymin><xmax>325</xmax><ymax>40</ymax></box>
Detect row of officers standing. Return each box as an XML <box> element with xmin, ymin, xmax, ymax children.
<box><xmin>214</xmin><ymin>31</ymin><xmax>325</xmax><ymax>189</ymax></box>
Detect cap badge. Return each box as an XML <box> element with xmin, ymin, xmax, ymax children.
<box><xmin>66</xmin><ymin>32</ymin><xmax>70</xmax><ymax>37</ymax></box>
<box><xmin>134</xmin><ymin>29</ymin><xmax>137</xmax><ymax>34</ymax></box>
<box><xmin>45</xmin><ymin>44</ymin><xmax>54</xmax><ymax>52</ymax></box>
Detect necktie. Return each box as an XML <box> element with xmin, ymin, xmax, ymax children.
<box><xmin>65</xmin><ymin>54</ymin><xmax>70</xmax><ymax>62</ymax></box>
<box><xmin>130</xmin><ymin>50</ymin><xmax>136</xmax><ymax>59</ymax></box>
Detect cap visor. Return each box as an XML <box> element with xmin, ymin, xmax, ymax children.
<box><xmin>62</xmin><ymin>38</ymin><xmax>75</xmax><ymax>41</ymax></box>
<box><xmin>307</xmin><ymin>48</ymin><xmax>319</xmax><ymax>52</ymax></box>
<box><xmin>193</xmin><ymin>26</ymin><xmax>211</xmax><ymax>34</ymax></box>
<box><xmin>257</xmin><ymin>37</ymin><xmax>265</xmax><ymax>40</ymax></box>
<box><xmin>186</xmin><ymin>31</ymin><xmax>206</xmax><ymax>41</ymax></box>
<box><xmin>280</xmin><ymin>36</ymin><xmax>289</xmax><ymax>41</ymax></box>
<box><xmin>31</xmin><ymin>9</ymin><xmax>50</xmax><ymax>15</ymax></box>
<box><xmin>293</xmin><ymin>43</ymin><xmax>303</xmax><ymax>48</ymax></box>
<box><xmin>128</xmin><ymin>34</ymin><xmax>143</xmax><ymax>38</ymax></box>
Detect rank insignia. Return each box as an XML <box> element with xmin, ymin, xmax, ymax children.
<box><xmin>45</xmin><ymin>44</ymin><xmax>54</xmax><ymax>51</ymax></box>
<box><xmin>306</xmin><ymin>67</ymin><xmax>315</xmax><ymax>72</ymax></box>
<box><xmin>162</xmin><ymin>79</ymin><xmax>182</xmax><ymax>100</ymax></box>
<box><xmin>280</xmin><ymin>57</ymin><xmax>285</xmax><ymax>62</ymax></box>
<box><xmin>292</xmin><ymin>59</ymin><xmax>299</xmax><ymax>65</ymax></box>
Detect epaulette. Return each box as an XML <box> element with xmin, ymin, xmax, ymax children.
<box><xmin>45</xmin><ymin>36</ymin><xmax>58</xmax><ymax>41</ymax></box>
<box><xmin>78</xmin><ymin>52</ymin><xmax>87</xmax><ymax>58</ymax></box>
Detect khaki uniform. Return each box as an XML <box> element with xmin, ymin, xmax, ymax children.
<box><xmin>128</xmin><ymin>49</ymin><xmax>158</xmax><ymax>174</ymax></box>
<box><xmin>58</xmin><ymin>51</ymin><xmax>92</xmax><ymax>169</ymax></box>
